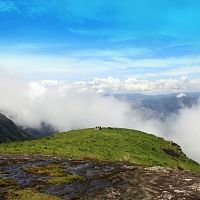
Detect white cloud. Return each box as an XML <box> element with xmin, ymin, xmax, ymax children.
<box><xmin>0</xmin><ymin>54</ymin><xmax>110</xmax><ymax>80</ymax></box>
<box><xmin>80</xmin><ymin>76</ymin><xmax>200</xmax><ymax>94</ymax></box>
<box><xmin>176</xmin><ymin>93</ymin><xmax>186</xmax><ymax>98</ymax></box>
<box><xmin>1</xmin><ymin>52</ymin><xmax>200</xmax><ymax>80</ymax></box>
<box><xmin>0</xmin><ymin>71</ymin><xmax>159</xmax><ymax>133</ymax></box>
<box><xmin>166</xmin><ymin>104</ymin><xmax>200</xmax><ymax>163</ymax></box>
<box><xmin>0</xmin><ymin>71</ymin><xmax>200</xmax><ymax>163</ymax></box>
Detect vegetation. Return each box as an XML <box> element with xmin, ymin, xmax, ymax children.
<box><xmin>24</xmin><ymin>163</ymin><xmax>84</xmax><ymax>185</ymax></box>
<box><xmin>0</xmin><ymin>128</ymin><xmax>199</xmax><ymax>172</ymax></box>
<box><xmin>24</xmin><ymin>164</ymin><xmax>65</xmax><ymax>177</ymax></box>
<box><xmin>5</xmin><ymin>188</ymin><xmax>60</xmax><ymax>200</ymax></box>
<box><xmin>0</xmin><ymin>177</ymin><xmax>17</xmax><ymax>186</ymax></box>
<box><xmin>46</xmin><ymin>175</ymin><xmax>84</xmax><ymax>185</ymax></box>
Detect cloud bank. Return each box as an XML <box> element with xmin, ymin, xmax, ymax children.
<box><xmin>0</xmin><ymin>71</ymin><xmax>160</xmax><ymax>133</ymax></box>
<box><xmin>0</xmin><ymin>71</ymin><xmax>200</xmax><ymax>163</ymax></box>
<box><xmin>166</xmin><ymin>104</ymin><xmax>200</xmax><ymax>163</ymax></box>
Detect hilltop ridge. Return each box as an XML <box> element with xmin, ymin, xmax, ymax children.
<box><xmin>0</xmin><ymin>128</ymin><xmax>200</xmax><ymax>199</ymax></box>
<box><xmin>0</xmin><ymin>127</ymin><xmax>199</xmax><ymax>172</ymax></box>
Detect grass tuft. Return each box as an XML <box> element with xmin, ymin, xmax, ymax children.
<box><xmin>0</xmin><ymin>177</ymin><xmax>17</xmax><ymax>186</ymax></box>
<box><xmin>24</xmin><ymin>163</ymin><xmax>84</xmax><ymax>185</ymax></box>
<box><xmin>5</xmin><ymin>188</ymin><xmax>60</xmax><ymax>200</ymax></box>
<box><xmin>24</xmin><ymin>164</ymin><xmax>65</xmax><ymax>177</ymax></box>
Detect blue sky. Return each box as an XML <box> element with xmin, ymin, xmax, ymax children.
<box><xmin>0</xmin><ymin>0</ymin><xmax>200</xmax><ymax>80</ymax></box>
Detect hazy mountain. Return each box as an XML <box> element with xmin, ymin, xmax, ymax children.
<box><xmin>114</xmin><ymin>92</ymin><xmax>200</xmax><ymax>120</ymax></box>
<box><xmin>23</xmin><ymin>122</ymin><xmax>57</xmax><ymax>138</ymax></box>
<box><xmin>0</xmin><ymin>113</ymin><xmax>32</xmax><ymax>143</ymax></box>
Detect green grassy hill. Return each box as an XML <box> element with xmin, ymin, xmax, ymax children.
<box><xmin>0</xmin><ymin>128</ymin><xmax>199</xmax><ymax>172</ymax></box>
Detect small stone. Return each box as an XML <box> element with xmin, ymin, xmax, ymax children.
<box><xmin>184</xmin><ymin>178</ymin><xmax>193</xmax><ymax>181</ymax></box>
<box><xmin>174</xmin><ymin>189</ymin><xmax>186</xmax><ymax>193</ymax></box>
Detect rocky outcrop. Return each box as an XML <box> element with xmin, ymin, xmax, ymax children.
<box><xmin>0</xmin><ymin>154</ymin><xmax>199</xmax><ymax>200</ymax></box>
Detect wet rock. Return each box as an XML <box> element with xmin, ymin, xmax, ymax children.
<box><xmin>0</xmin><ymin>154</ymin><xmax>199</xmax><ymax>200</ymax></box>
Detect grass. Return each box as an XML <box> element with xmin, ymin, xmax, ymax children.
<box><xmin>0</xmin><ymin>128</ymin><xmax>200</xmax><ymax>172</ymax></box>
<box><xmin>46</xmin><ymin>175</ymin><xmax>84</xmax><ymax>185</ymax></box>
<box><xmin>0</xmin><ymin>177</ymin><xmax>17</xmax><ymax>186</ymax></box>
<box><xmin>24</xmin><ymin>163</ymin><xmax>84</xmax><ymax>185</ymax></box>
<box><xmin>24</xmin><ymin>164</ymin><xmax>65</xmax><ymax>177</ymax></box>
<box><xmin>5</xmin><ymin>188</ymin><xmax>61</xmax><ymax>200</ymax></box>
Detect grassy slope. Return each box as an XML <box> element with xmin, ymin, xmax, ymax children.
<box><xmin>0</xmin><ymin>128</ymin><xmax>199</xmax><ymax>172</ymax></box>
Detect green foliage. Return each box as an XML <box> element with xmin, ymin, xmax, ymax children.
<box><xmin>0</xmin><ymin>177</ymin><xmax>17</xmax><ymax>186</ymax></box>
<box><xmin>24</xmin><ymin>163</ymin><xmax>84</xmax><ymax>185</ymax></box>
<box><xmin>46</xmin><ymin>175</ymin><xmax>84</xmax><ymax>185</ymax></box>
<box><xmin>5</xmin><ymin>188</ymin><xmax>61</xmax><ymax>200</ymax></box>
<box><xmin>24</xmin><ymin>164</ymin><xmax>65</xmax><ymax>177</ymax></box>
<box><xmin>0</xmin><ymin>128</ymin><xmax>199</xmax><ymax>172</ymax></box>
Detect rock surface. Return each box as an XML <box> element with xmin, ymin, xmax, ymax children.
<box><xmin>0</xmin><ymin>154</ymin><xmax>199</xmax><ymax>200</ymax></box>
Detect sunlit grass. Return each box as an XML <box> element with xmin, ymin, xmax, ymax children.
<box><xmin>24</xmin><ymin>163</ymin><xmax>84</xmax><ymax>185</ymax></box>
<box><xmin>24</xmin><ymin>164</ymin><xmax>65</xmax><ymax>177</ymax></box>
<box><xmin>0</xmin><ymin>128</ymin><xmax>199</xmax><ymax>172</ymax></box>
<box><xmin>5</xmin><ymin>188</ymin><xmax>60</xmax><ymax>200</ymax></box>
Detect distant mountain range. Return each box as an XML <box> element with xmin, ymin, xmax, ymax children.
<box><xmin>114</xmin><ymin>92</ymin><xmax>200</xmax><ymax>120</ymax></box>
